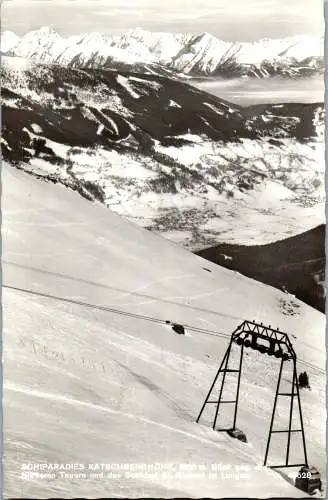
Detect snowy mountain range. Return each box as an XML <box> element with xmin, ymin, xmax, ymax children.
<box><xmin>1</xmin><ymin>55</ymin><xmax>324</xmax><ymax>248</ymax></box>
<box><xmin>3</xmin><ymin>163</ymin><xmax>325</xmax><ymax>497</ymax></box>
<box><xmin>1</xmin><ymin>27</ymin><xmax>324</xmax><ymax>78</ymax></box>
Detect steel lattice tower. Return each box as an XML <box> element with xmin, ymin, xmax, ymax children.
<box><xmin>196</xmin><ymin>320</ymin><xmax>308</xmax><ymax>468</ymax></box>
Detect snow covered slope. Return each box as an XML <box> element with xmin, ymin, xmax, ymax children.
<box><xmin>197</xmin><ymin>225</ymin><xmax>325</xmax><ymax>313</ymax></box>
<box><xmin>2</xmin><ymin>164</ymin><xmax>325</xmax><ymax>498</ymax></box>
<box><xmin>1</xmin><ymin>27</ymin><xmax>323</xmax><ymax>78</ymax></box>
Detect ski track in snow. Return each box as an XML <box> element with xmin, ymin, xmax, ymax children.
<box><xmin>5</xmin><ymin>382</ymin><xmax>257</xmax><ymax>461</ymax></box>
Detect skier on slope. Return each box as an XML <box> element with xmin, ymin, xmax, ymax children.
<box><xmin>298</xmin><ymin>371</ymin><xmax>310</xmax><ymax>389</ymax></box>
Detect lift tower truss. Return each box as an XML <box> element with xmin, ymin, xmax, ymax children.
<box><xmin>196</xmin><ymin>320</ymin><xmax>308</xmax><ymax>468</ymax></box>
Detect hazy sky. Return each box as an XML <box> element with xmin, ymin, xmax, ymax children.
<box><xmin>1</xmin><ymin>0</ymin><xmax>325</xmax><ymax>41</ymax></box>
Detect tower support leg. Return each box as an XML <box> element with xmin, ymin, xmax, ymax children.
<box><xmin>213</xmin><ymin>341</ymin><xmax>233</xmax><ymax>430</ymax></box>
<box><xmin>196</xmin><ymin>341</ymin><xmax>232</xmax><ymax>423</ymax></box>
<box><xmin>264</xmin><ymin>358</ymin><xmax>284</xmax><ymax>466</ymax></box>
<box><xmin>294</xmin><ymin>364</ymin><xmax>308</xmax><ymax>467</ymax></box>
<box><xmin>232</xmin><ymin>343</ymin><xmax>244</xmax><ymax>430</ymax></box>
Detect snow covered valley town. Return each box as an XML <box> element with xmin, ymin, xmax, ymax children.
<box><xmin>1</xmin><ymin>23</ymin><xmax>326</xmax><ymax>498</ymax></box>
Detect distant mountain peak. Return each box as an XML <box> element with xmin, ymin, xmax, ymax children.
<box><xmin>22</xmin><ymin>26</ymin><xmax>60</xmax><ymax>40</ymax></box>
<box><xmin>37</xmin><ymin>26</ymin><xmax>58</xmax><ymax>35</ymax></box>
<box><xmin>1</xmin><ymin>30</ymin><xmax>20</xmax><ymax>53</ymax></box>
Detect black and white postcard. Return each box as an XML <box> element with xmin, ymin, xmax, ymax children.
<box><xmin>1</xmin><ymin>0</ymin><xmax>325</xmax><ymax>497</ymax></box>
